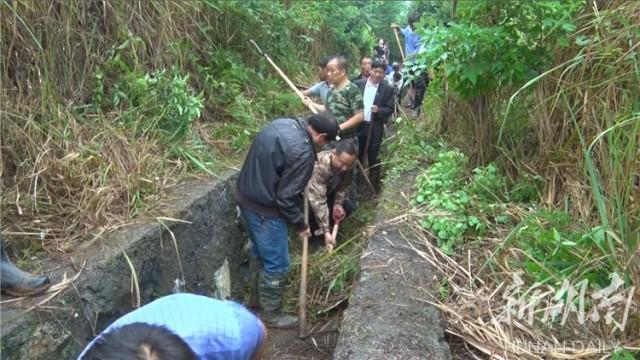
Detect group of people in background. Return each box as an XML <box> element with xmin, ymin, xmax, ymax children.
<box><xmin>0</xmin><ymin>11</ymin><xmax>427</xmax><ymax>360</ymax></box>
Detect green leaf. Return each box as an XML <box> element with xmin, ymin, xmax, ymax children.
<box><xmin>575</xmin><ymin>35</ymin><xmax>591</xmax><ymax>46</ymax></box>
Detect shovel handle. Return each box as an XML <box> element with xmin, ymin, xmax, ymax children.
<box><xmin>392</xmin><ymin>27</ymin><xmax>405</xmax><ymax>61</ymax></box>
<box><xmin>250</xmin><ymin>39</ymin><xmax>318</xmax><ymax>114</ymax></box>
<box><xmin>299</xmin><ymin>189</ymin><xmax>310</xmax><ymax>337</ymax></box>
<box><xmin>327</xmin><ymin>223</ymin><xmax>339</xmax><ymax>252</ymax></box>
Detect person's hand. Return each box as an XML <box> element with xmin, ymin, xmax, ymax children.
<box><xmin>303</xmin><ymin>96</ymin><xmax>313</xmax><ymax>108</ymax></box>
<box><xmin>298</xmin><ymin>226</ymin><xmax>311</xmax><ymax>239</ymax></box>
<box><xmin>391</xmin><ymin>23</ymin><xmax>400</xmax><ymax>29</ymax></box>
<box><xmin>324</xmin><ymin>232</ymin><xmax>335</xmax><ymax>248</ymax></box>
<box><xmin>371</xmin><ymin>105</ymin><xmax>379</xmax><ymax>113</ymax></box>
<box><xmin>333</xmin><ymin>204</ymin><xmax>346</xmax><ymax>222</ymax></box>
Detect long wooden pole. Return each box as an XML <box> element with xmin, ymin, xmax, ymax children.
<box><xmin>393</xmin><ymin>28</ymin><xmax>405</xmax><ymax>61</ymax></box>
<box><xmin>250</xmin><ymin>40</ymin><xmax>319</xmax><ymax>114</ymax></box>
<box><xmin>299</xmin><ymin>189</ymin><xmax>309</xmax><ymax>337</ymax></box>
<box><xmin>250</xmin><ymin>39</ymin><xmax>313</xmax><ymax>337</ymax></box>
<box><xmin>250</xmin><ymin>39</ymin><xmax>374</xmax><ymax>193</ymax></box>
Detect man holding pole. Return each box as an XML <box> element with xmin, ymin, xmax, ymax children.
<box><xmin>392</xmin><ymin>12</ymin><xmax>429</xmax><ymax>116</ymax></box>
<box><xmin>302</xmin><ymin>55</ymin><xmax>333</xmax><ymax>104</ymax></box>
<box><xmin>353</xmin><ymin>60</ymin><xmax>395</xmax><ymax>192</ymax></box>
<box><xmin>234</xmin><ymin>112</ymin><xmax>338</xmax><ymax>328</ymax></box>
<box><xmin>304</xmin><ymin>55</ymin><xmax>365</xmax><ymax>204</ymax></box>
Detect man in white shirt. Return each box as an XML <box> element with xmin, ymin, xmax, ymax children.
<box><xmin>353</xmin><ymin>60</ymin><xmax>395</xmax><ymax>191</ymax></box>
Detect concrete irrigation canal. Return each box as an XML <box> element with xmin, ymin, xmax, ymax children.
<box><xmin>0</xmin><ymin>170</ymin><xmax>450</xmax><ymax>359</ymax></box>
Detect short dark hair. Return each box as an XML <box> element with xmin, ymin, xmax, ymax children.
<box><xmin>360</xmin><ymin>55</ymin><xmax>372</xmax><ymax>64</ymax></box>
<box><xmin>334</xmin><ymin>139</ymin><xmax>357</xmax><ymax>156</ymax></box>
<box><xmin>408</xmin><ymin>12</ymin><xmax>421</xmax><ymax>25</ymax></box>
<box><xmin>371</xmin><ymin>60</ymin><xmax>385</xmax><ymax>70</ymax></box>
<box><xmin>331</xmin><ymin>56</ymin><xmax>349</xmax><ymax>73</ymax></box>
<box><xmin>82</xmin><ymin>323</ymin><xmax>197</xmax><ymax>360</ymax></box>
<box><xmin>308</xmin><ymin>112</ymin><xmax>338</xmax><ymax>141</ymax></box>
<box><xmin>318</xmin><ymin>55</ymin><xmax>333</xmax><ymax>69</ymax></box>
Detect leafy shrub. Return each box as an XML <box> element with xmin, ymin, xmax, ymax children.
<box><xmin>511</xmin><ymin>210</ymin><xmax>612</xmax><ymax>286</ymax></box>
<box><xmin>412</xmin><ymin>149</ymin><xmax>488</xmax><ymax>255</ymax></box>
<box><xmin>95</xmin><ymin>59</ymin><xmax>203</xmax><ymax>143</ymax></box>
<box><xmin>509</xmin><ymin>174</ymin><xmax>544</xmax><ymax>203</ymax></box>
<box><xmin>470</xmin><ymin>164</ymin><xmax>506</xmax><ymax>202</ymax></box>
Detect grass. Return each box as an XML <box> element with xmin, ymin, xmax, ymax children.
<box><xmin>285</xmin><ymin>201</ymin><xmax>377</xmax><ymax>318</ymax></box>
<box><xmin>386</xmin><ymin>12</ymin><xmax>640</xmax><ymax>348</ymax></box>
<box><xmin>0</xmin><ymin>0</ymin><xmax>332</xmax><ymax>254</ymax></box>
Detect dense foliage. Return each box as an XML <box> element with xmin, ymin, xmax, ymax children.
<box><xmin>393</xmin><ymin>0</ymin><xmax>639</xmax><ymax>356</ymax></box>
<box><xmin>0</xmin><ymin>0</ymin><xmax>379</xmax><ymax>249</ymax></box>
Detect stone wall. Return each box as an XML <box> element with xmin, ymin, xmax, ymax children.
<box><xmin>0</xmin><ymin>174</ymin><xmax>245</xmax><ymax>359</ymax></box>
<box><xmin>332</xmin><ymin>182</ymin><xmax>451</xmax><ymax>360</ymax></box>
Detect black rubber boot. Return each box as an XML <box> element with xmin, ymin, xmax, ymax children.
<box><xmin>1</xmin><ymin>239</ymin><xmax>50</xmax><ymax>297</ymax></box>
<box><xmin>259</xmin><ymin>272</ymin><xmax>298</xmax><ymax>328</ymax></box>
<box><xmin>248</xmin><ymin>256</ymin><xmax>262</xmax><ymax>309</ymax></box>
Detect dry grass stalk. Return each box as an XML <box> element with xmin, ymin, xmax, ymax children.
<box><xmin>0</xmin><ymin>260</ymin><xmax>86</xmax><ymax>321</ymax></box>
<box><xmin>404</xmin><ymin>218</ymin><xmax>639</xmax><ymax>359</ymax></box>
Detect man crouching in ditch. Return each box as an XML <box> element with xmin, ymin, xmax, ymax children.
<box><xmin>234</xmin><ymin>112</ymin><xmax>338</xmax><ymax>328</ymax></box>
<box><xmin>307</xmin><ymin>140</ymin><xmax>358</xmax><ymax>251</ymax></box>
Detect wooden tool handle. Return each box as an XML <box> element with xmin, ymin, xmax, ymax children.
<box><xmin>328</xmin><ymin>223</ymin><xmax>339</xmax><ymax>252</ymax></box>
<box><xmin>250</xmin><ymin>40</ymin><xmax>319</xmax><ymax>114</ymax></box>
<box><xmin>299</xmin><ymin>189</ymin><xmax>309</xmax><ymax>337</ymax></box>
<box><xmin>393</xmin><ymin>27</ymin><xmax>406</xmax><ymax>61</ymax></box>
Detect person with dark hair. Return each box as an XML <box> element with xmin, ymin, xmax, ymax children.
<box><xmin>385</xmin><ymin>62</ymin><xmax>404</xmax><ymax>113</ymax></box>
<box><xmin>307</xmin><ymin>140</ymin><xmax>358</xmax><ymax>250</ymax></box>
<box><xmin>351</xmin><ymin>55</ymin><xmax>373</xmax><ymax>82</ymax></box>
<box><xmin>384</xmin><ymin>58</ymin><xmax>393</xmax><ymax>75</ymax></box>
<box><xmin>1</xmin><ymin>235</ymin><xmax>50</xmax><ymax>297</ymax></box>
<box><xmin>302</xmin><ymin>55</ymin><xmax>333</xmax><ymax>103</ymax></box>
<box><xmin>304</xmin><ymin>56</ymin><xmax>364</xmax><ymax>140</ymax></box>
<box><xmin>81</xmin><ymin>324</ymin><xmax>196</xmax><ymax>360</ymax></box>
<box><xmin>354</xmin><ymin>60</ymin><xmax>395</xmax><ymax>192</ymax></box>
<box><xmin>79</xmin><ymin>294</ymin><xmax>266</xmax><ymax>360</ymax></box>
<box><xmin>373</xmin><ymin>38</ymin><xmax>389</xmax><ymax>62</ymax></box>
<box><xmin>392</xmin><ymin>12</ymin><xmax>422</xmax><ymax>60</ymax></box>
<box><xmin>392</xmin><ymin>12</ymin><xmax>429</xmax><ymax>116</ymax></box>
<box><xmin>235</xmin><ymin>112</ymin><xmax>337</xmax><ymax>328</ymax></box>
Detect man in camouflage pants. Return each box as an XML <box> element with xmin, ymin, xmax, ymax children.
<box><xmin>307</xmin><ymin>140</ymin><xmax>358</xmax><ymax>249</ymax></box>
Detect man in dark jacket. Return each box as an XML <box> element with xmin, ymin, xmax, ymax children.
<box><xmin>354</xmin><ymin>60</ymin><xmax>395</xmax><ymax>191</ymax></box>
<box><xmin>350</xmin><ymin>55</ymin><xmax>372</xmax><ymax>82</ymax></box>
<box><xmin>234</xmin><ymin>112</ymin><xmax>338</xmax><ymax>328</ymax></box>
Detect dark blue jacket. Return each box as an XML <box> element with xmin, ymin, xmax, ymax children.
<box><xmin>235</xmin><ymin>118</ymin><xmax>316</xmax><ymax>230</ymax></box>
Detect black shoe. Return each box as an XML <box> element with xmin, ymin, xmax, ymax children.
<box><xmin>1</xmin><ymin>260</ymin><xmax>50</xmax><ymax>297</ymax></box>
<box><xmin>1</xmin><ymin>238</ymin><xmax>51</xmax><ymax>297</ymax></box>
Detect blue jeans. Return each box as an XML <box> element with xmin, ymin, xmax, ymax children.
<box><xmin>241</xmin><ymin>207</ymin><xmax>290</xmax><ymax>276</ymax></box>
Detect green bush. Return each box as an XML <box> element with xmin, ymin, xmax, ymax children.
<box><xmin>412</xmin><ymin>148</ymin><xmax>489</xmax><ymax>255</ymax></box>
<box><xmin>512</xmin><ymin>210</ymin><xmax>613</xmax><ymax>286</ymax></box>
<box><xmin>94</xmin><ymin>42</ymin><xmax>203</xmax><ymax>144</ymax></box>
<box><xmin>470</xmin><ymin>164</ymin><xmax>506</xmax><ymax>202</ymax></box>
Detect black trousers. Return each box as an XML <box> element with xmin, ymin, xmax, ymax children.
<box><xmin>357</xmin><ymin>120</ymin><xmax>385</xmax><ymax>170</ymax></box>
<box><xmin>412</xmin><ymin>74</ymin><xmax>429</xmax><ymax>110</ymax></box>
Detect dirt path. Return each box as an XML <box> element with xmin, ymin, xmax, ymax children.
<box><xmin>263</xmin><ymin>324</ymin><xmax>339</xmax><ymax>360</ymax></box>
